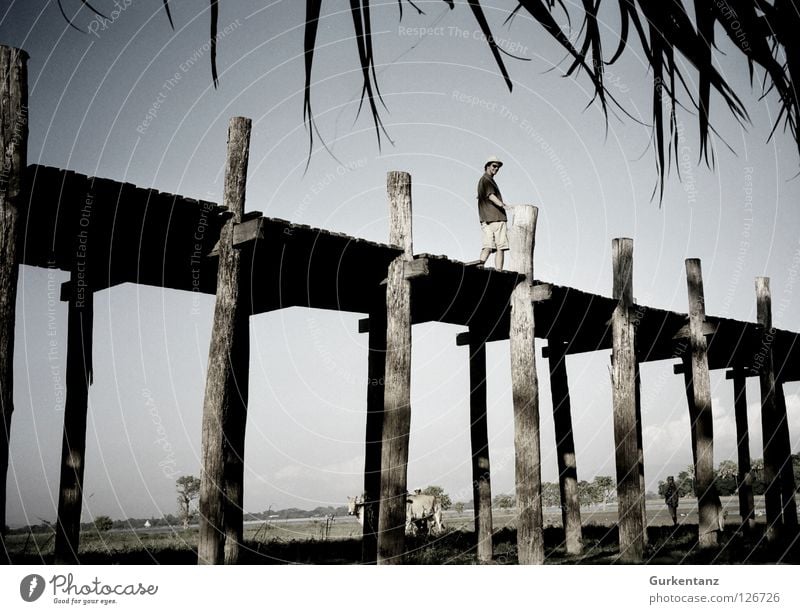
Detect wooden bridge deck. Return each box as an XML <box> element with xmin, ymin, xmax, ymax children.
<box><xmin>20</xmin><ymin>164</ymin><xmax>800</xmax><ymax>381</ymax></box>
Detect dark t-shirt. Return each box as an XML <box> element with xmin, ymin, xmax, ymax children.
<box><xmin>477</xmin><ymin>173</ymin><xmax>506</xmax><ymax>222</ymax></box>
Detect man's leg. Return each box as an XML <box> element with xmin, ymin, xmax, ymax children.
<box><xmin>479</xmin><ymin>248</ymin><xmax>492</xmax><ymax>263</ymax></box>
<box><xmin>495</xmin><ymin>249</ymin><xmax>504</xmax><ymax>271</ymax></box>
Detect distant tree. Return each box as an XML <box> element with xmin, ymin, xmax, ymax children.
<box><xmin>454</xmin><ymin>501</ymin><xmax>465</xmax><ymax>515</ymax></box>
<box><xmin>541</xmin><ymin>482</ymin><xmax>561</xmax><ymax>508</ymax></box>
<box><xmin>577</xmin><ymin>481</ymin><xmax>598</xmax><ymax>507</ymax></box>
<box><xmin>422</xmin><ymin>486</ymin><xmax>451</xmax><ymax>510</ymax></box>
<box><xmin>94</xmin><ymin>515</ymin><xmax>113</xmax><ymax>532</ymax></box>
<box><xmin>593</xmin><ymin>476</ymin><xmax>615</xmax><ymax>508</ymax></box>
<box><xmin>716</xmin><ymin>460</ymin><xmax>739</xmax><ymax>496</ymax></box>
<box><xmin>676</xmin><ymin>467</ymin><xmax>695</xmax><ymax>497</ymax></box>
<box><xmin>176</xmin><ymin>475</ymin><xmax>201</xmax><ymax>530</ymax></box>
<box><xmin>493</xmin><ymin>493</ymin><xmax>515</xmax><ymax>509</ymax></box>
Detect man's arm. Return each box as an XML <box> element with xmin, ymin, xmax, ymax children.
<box><xmin>488</xmin><ymin>194</ymin><xmax>506</xmax><ymax>209</ymax></box>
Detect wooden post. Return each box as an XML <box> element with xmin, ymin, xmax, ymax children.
<box><xmin>774</xmin><ymin>380</ymin><xmax>798</xmax><ymax>531</ymax></box>
<box><xmin>469</xmin><ymin>327</ymin><xmax>494</xmax><ymax>563</ymax></box>
<box><xmin>547</xmin><ymin>339</ymin><xmax>582</xmax><ymax>555</ymax></box>
<box><xmin>730</xmin><ymin>369</ymin><xmax>756</xmax><ymax>532</ymax></box>
<box><xmin>0</xmin><ymin>45</ymin><xmax>28</xmax><ymax>562</ymax></box>
<box><xmin>198</xmin><ymin>117</ymin><xmax>251</xmax><ymax>565</ymax></box>
<box><xmin>755</xmin><ymin>277</ymin><xmax>797</xmax><ymax>540</ymax></box>
<box><xmin>53</xmin><ymin>285</ymin><xmax>93</xmax><ymax>564</ymax></box>
<box><xmin>222</xmin><ymin>306</ymin><xmax>250</xmax><ymax>565</ymax></box>
<box><xmin>610</xmin><ymin>238</ymin><xmax>644</xmax><ymax>562</ymax></box>
<box><xmin>509</xmin><ymin>205</ymin><xmax>544</xmax><ymax>565</ymax></box>
<box><xmin>685</xmin><ymin>259</ymin><xmax>719</xmax><ymax>548</ymax></box>
<box><xmin>362</xmin><ymin>296</ymin><xmax>386</xmax><ymax>563</ymax></box>
<box><xmin>634</xmin><ymin>360</ymin><xmax>648</xmax><ymax>545</ymax></box>
<box><xmin>681</xmin><ymin>360</ymin><xmax>700</xmax><ymax>468</ymax></box>
<box><xmin>377</xmin><ymin>171</ymin><xmax>413</xmax><ymax>564</ymax></box>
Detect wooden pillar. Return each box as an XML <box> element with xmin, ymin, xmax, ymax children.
<box><xmin>53</xmin><ymin>285</ymin><xmax>94</xmax><ymax>564</ymax></box>
<box><xmin>362</xmin><ymin>296</ymin><xmax>386</xmax><ymax>564</ymax></box>
<box><xmin>509</xmin><ymin>205</ymin><xmax>544</xmax><ymax>565</ymax></box>
<box><xmin>0</xmin><ymin>45</ymin><xmax>28</xmax><ymax>563</ymax></box>
<box><xmin>685</xmin><ymin>259</ymin><xmax>719</xmax><ymax>548</ymax></box>
<box><xmin>755</xmin><ymin>277</ymin><xmax>797</xmax><ymax>540</ymax></box>
<box><xmin>773</xmin><ymin>380</ymin><xmax>798</xmax><ymax>531</ymax></box>
<box><xmin>610</xmin><ymin>238</ymin><xmax>644</xmax><ymax>562</ymax></box>
<box><xmin>222</xmin><ymin>306</ymin><xmax>250</xmax><ymax>565</ymax></box>
<box><xmin>547</xmin><ymin>339</ymin><xmax>582</xmax><ymax>555</ymax></box>
<box><xmin>377</xmin><ymin>171</ymin><xmax>413</xmax><ymax>564</ymax></box>
<box><xmin>469</xmin><ymin>327</ymin><xmax>493</xmax><ymax>563</ymax></box>
<box><xmin>729</xmin><ymin>369</ymin><xmax>755</xmax><ymax>532</ymax></box>
<box><xmin>681</xmin><ymin>360</ymin><xmax>700</xmax><ymax>467</ymax></box>
<box><xmin>198</xmin><ymin>117</ymin><xmax>251</xmax><ymax>565</ymax></box>
<box><xmin>634</xmin><ymin>360</ymin><xmax>648</xmax><ymax>545</ymax></box>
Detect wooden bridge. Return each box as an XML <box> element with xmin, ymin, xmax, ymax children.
<box><xmin>1</xmin><ymin>45</ymin><xmax>798</xmax><ymax>564</ymax></box>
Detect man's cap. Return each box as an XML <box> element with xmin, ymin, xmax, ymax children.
<box><xmin>484</xmin><ymin>156</ymin><xmax>503</xmax><ymax>168</ymax></box>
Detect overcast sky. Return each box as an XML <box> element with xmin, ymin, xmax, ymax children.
<box><xmin>1</xmin><ymin>0</ymin><xmax>799</xmax><ymax>527</ymax></box>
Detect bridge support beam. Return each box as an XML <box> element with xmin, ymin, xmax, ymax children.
<box><xmin>755</xmin><ymin>277</ymin><xmax>798</xmax><ymax>542</ymax></box>
<box><xmin>198</xmin><ymin>117</ymin><xmax>251</xmax><ymax>565</ymax></box>
<box><xmin>509</xmin><ymin>205</ymin><xmax>544</xmax><ymax>565</ymax></box>
<box><xmin>684</xmin><ymin>259</ymin><xmax>720</xmax><ymax>548</ymax></box>
<box><xmin>547</xmin><ymin>339</ymin><xmax>583</xmax><ymax>555</ymax></box>
<box><xmin>362</xmin><ymin>295</ymin><xmax>386</xmax><ymax>563</ymax></box>
<box><xmin>377</xmin><ymin>171</ymin><xmax>414</xmax><ymax>564</ymax></box>
<box><xmin>611</xmin><ymin>238</ymin><xmax>644</xmax><ymax>562</ymax></box>
<box><xmin>53</xmin><ymin>284</ymin><xmax>93</xmax><ymax>564</ymax></box>
<box><xmin>0</xmin><ymin>44</ymin><xmax>28</xmax><ymax>563</ymax></box>
<box><xmin>468</xmin><ymin>327</ymin><xmax>494</xmax><ymax>563</ymax></box>
<box><xmin>727</xmin><ymin>368</ymin><xmax>756</xmax><ymax>532</ymax></box>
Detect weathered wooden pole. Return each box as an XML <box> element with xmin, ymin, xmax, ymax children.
<box><xmin>222</xmin><ymin>305</ymin><xmax>250</xmax><ymax>565</ymax></box>
<box><xmin>198</xmin><ymin>117</ymin><xmax>251</xmax><ymax>565</ymax></box>
<box><xmin>53</xmin><ymin>283</ymin><xmax>93</xmax><ymax>564</ymax></box>
<box><xmin>685</xmin><ymin>259</ymin><xmax>719</xmax><ymax>548</ymax></box>
<box><xmin>634</xmin><ymin>360</ymin><xmax>648</xmax><ymax>545</ymax></box>
<box><xmin>547</xmin><ymin>339</ymin><xmax>582</xmax><ymax>555</ymax></box>
<box><xmin>610</xmin><ymin>238</ymin><xmax>644</xmax><ymax>562</ymax></box>
<box><xmin>755</xmin><ymin>277</ymin><xmax>797</xmax><ymax>540</ymax></box>
<box><xmin>509</xmin><ymin>205</ymin><xmax>544</xmax><ymax>565</ymax></box>
<box><xmin>362</xmin><ymin>295</ymin><xmax>386</xmax><ymax>563</ymax></box>
<box><xmin>468</xmin><ymin>327</ymin><xmax>494</xmax><ymax>563</ymax></box>
<box><xmin>729</xmin><ymin>369</ymin><xmax>756</xmax><ymax>532</ymax></box>
<box><xmin>0</xmin><ymin>44</ymin><xmax>28</xmax><ymax>563</ymax></box>
<box><xmin>377</xmin><ymin>171</ymin><xmax>413</xmax><ymax>564</ymax></box>
<box><xmin>773</xmin><ymin>379</ymin><xmax>798</xmax><ymax>532</ymax></box>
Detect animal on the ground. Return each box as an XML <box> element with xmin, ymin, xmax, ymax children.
<box><xmin>346</xmin><ymin>492</ymin><xmax>445</xmax><ymax>535</ymax></box>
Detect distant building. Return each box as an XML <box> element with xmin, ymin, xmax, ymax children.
<box><xmin>144</xmin><ymin>520</ymin><xmax>151</xmax><ymax>528</ymax></box>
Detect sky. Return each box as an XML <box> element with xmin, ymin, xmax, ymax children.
<box><xmin>1</xmin><ymin>0</ymin><xmax>799</xmax><ymax>528</ymax></box>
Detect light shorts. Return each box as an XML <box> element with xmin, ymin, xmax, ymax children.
<box><xmin>481</xmin><ymin>220</ymin><xmax>509</xmax><ymax>251</ymax></box>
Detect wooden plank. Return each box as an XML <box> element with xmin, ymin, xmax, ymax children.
<box><xmin>198</xmin><ymin>117</ymin><xmax>252</xmax><ymax>565</ymax></box>
<box><xmin>547</xmin><ymin>340</ymin><xmax>583</xmax><ymax>555</ymax></box>
<box><xmin>469</xmin><ymin>327</ymin><xmax>494</xmax><ymax>563</ymax></box>
<box><xmin>685</xmin><ymin>259</ymin><xmax>720</xmax><ymax>548</ymax></box>
<box><xmin>509</xmin><ymin>205</ymin><xmax>544</xmax><ymax>564</ymax></box>
<box><xmin>53</xmin><ymin>287</ymin><xmax>93</xmax><ymax>563</ymax></box>
<box><xmin>731</xmin><ymin>369</ymin><xmax>756</xmax><ymax>532</ymax></box>
<box><xmin>362</xmin><ymin>294</ymin><xmax>386</xmax><ymax>563</ymax></box>
<box><xmin>610</xmin><ymin>238</ymin><xmax>644</xmax><ymax>562</ymax></box>
<box><xmin>0</xmin><ymin>46</ymin><xmax>28</xmax><ymax>561</ymax></box>
<box><xmin>207</xmin><ymin>217</ymin><xmax>264</xmax><ymax>256</ymax></box>
<box><xmin>672</xmin><ymin>321</ymin><xmax>717</xmax><ymax>339</ymax></box>
<box><xmin>377</xmin><ymin>171</ymin><xmax>413</xmax><ymax>564</ymax></box>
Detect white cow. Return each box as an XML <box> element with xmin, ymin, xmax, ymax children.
<box><xmin>346</xmin><ymin>492</ymin><xmax>444</xmax><ymax>535</ymax></box>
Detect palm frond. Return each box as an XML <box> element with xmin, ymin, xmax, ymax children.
<box><xmin>210</xmin><ymin>0</ymin><xmax>219</xmax><ymax>88</ymax></box>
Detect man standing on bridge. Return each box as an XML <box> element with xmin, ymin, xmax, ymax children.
<box><xmin>477</xmin><ymin>156</ymin><xmax>510</xmax><ymax>270</ymax></box>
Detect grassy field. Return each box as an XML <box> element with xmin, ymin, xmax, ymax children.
<box><xmin>7</xmin><ymin>497</ymin><xmax>797</xmax><ymax>564</ymax></box>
